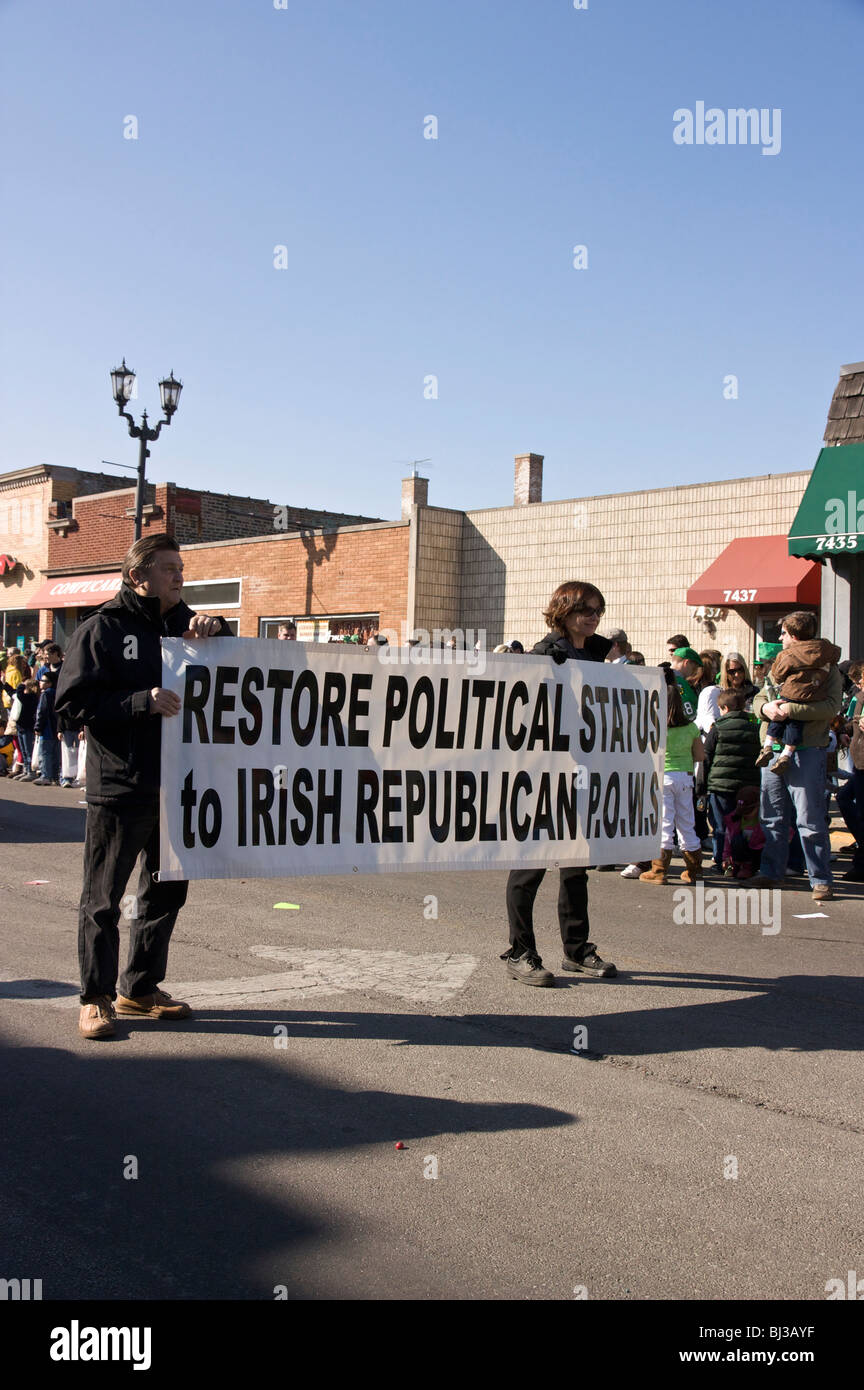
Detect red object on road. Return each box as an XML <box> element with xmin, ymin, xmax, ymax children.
<box><xmin>395</xmin><ymin>1142</ymin><xmax>405</xmax><ymax>1150</ymax></box>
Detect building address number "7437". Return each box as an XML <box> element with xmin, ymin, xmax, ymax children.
<box><xmin>722</xmin><ymin>589</ymin><xmax>758</xmax><ymax>603</ymax></box>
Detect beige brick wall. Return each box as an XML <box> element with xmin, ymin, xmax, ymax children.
<box><xmin>412</xmin><ymin>506</ymin><xmax>464</xmax><ymax>636</ymax></box>
<box><xmin>455</xmin><ymin>471</ymin><xmax>811</xmax><ymax>665</ymax></box>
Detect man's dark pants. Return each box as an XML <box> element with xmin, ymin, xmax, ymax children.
<box><xmin>506</xmin><ymin>867</ymin><xmax>590</xmax><ymax>962</ymax></box>
<box><xmin>79</xmin><ymin>800</ymin><xmax>188</xmax><ymax>1003</ymax></box>
<box><xmin>837</xmin><ymin>767</ymin><xmax>864</xmax><ymax>872</ymax></box>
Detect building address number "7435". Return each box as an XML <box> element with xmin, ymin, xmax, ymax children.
<box><xmin>814</xmin><ymin>534</ymin><xmax>860</xmax><ymax>551</ymax></box>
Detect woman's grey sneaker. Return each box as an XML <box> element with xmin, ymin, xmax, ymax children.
<box><xmin>561</xmin><ymin>948</ymin><xmax>617</xmax><ymax>978</ymax></box>
<box><xmin>504</xmin><ymin>953</ymin><xmax>555</xmax><ymax>987</ymax></box>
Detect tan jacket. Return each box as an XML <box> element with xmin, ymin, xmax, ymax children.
<box><xmin>768</xmin><ymin>639</ymin><xmax>842</xmax><ymax>703</ymax></box>
<box><xmin>753</xmin><ymin>661</ymin><xmax>843</xmax><ymax>749</ymax></box>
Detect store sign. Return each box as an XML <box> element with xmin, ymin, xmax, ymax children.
<box><xmin>46</xmin><ymin>576</ymin><xmax>122</xmax><ymax>598</ymax></box>
<box><xmin>158</xmin><ymin>639</ymin><xmax>666</xmax><ymax>883</ymax></box>
<box><xmin>789</xmin><ymin>445</ymin><xmax>864</xmax><ymax>558</ymax></box>
<box><xmin>27</xmin><ymin>572</ymin><xmax>123</xmax><ymax>608</ymax></box>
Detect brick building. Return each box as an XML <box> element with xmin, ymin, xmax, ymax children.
<box><xmin>7</xmin><ymin>355</ymin><xmax>857</xmax><ymax>666</ymax></box>
<box><xmin>0</xmin><ymin>460</ymin><xmax>819</xmax><ymax>666</ymax></box>
<box><xmin>0</xmin><ymin>468</ymin><xmax>380</xmax><ymax>647</ymax></box>
<box><xmin>167</xmin><ymin>459</ymin><xmax>816</xmax><ymax>665</ymax></box>
<box><xmin>409</xmin><ymin>462</ymin><xmax>814</xmax><ymax>665</ymax></box>
<box><xmin>178</xmin><ymin>520</ymin><xmax>410</xmax><ymax>642</ymax></box>
<box><xmin>0</xmin><ymin>465</ymin><xmax>131</xmax><ymax>647</ymax></box>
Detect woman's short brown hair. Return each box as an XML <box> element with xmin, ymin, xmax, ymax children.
<box><xmin>781</xmin><ymin>610</ymin><xmax>818</xmax><ymax>641</ymax></box>
<box><xmin>543</xmin><ymin>581</ymin><xmax>605</xmax><ymax>636</ymax></box>
<box><xmin>848</xmin><ymin>661</ymin><xmax>864</xmax><ymax>685</ymax></box>
<box><xmin>121</xmin><ymin>533</ymin><xmax>181</xmax><ymax>585</ymax></box>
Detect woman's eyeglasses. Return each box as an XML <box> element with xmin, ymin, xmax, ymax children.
<box><xmin>727</xmin><ymin>665</ymin><xmax>744</xmax><ymax>674</ymax></box>
<box><xmin>575</xmin><ymin>605</ymin><xmax>603</xmax><ymax>618</ymax></box>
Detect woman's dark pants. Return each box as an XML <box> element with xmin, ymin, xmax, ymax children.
<box><xmin>506</xmin><ymin>867</ymin><xmax>590</xmax><ymax>963</ymax></box>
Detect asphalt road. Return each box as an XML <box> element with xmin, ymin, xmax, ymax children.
<box><xmin>1</xmin><ymin>778</ymin><xmax>863</xmax><ymax>1302</ymax></box>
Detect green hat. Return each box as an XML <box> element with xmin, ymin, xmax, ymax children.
<box><xmin>673</xmin><ymin>646</ymin><xmax>702</xmax><ymax>664</ymax></box>
<box><xmin>757</xmin><ymin>641</ymin><xmax>782</xmax><ymax>661</ymax></box>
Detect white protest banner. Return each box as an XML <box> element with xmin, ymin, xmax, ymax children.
<box><xmin>158</xmin><ymin>639</ymin><xmax>666</xmax><ymax>881</ymax></box>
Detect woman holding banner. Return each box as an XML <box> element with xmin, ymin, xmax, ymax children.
<box><xmin>501</xmin><ymin>580</ymin><xmax>619</xmax><ymax>987</ymax></box>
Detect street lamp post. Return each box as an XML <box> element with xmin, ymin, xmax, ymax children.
<box><xmin>110</xmin><ymin>360</ymin><xmax>183</xmax><ymax>540</ymax></box>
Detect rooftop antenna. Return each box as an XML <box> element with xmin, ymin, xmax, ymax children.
<box><xmin>395</xmin><ymin>458</ymin><xmax>432</xmax><ymax>477</ymax></box>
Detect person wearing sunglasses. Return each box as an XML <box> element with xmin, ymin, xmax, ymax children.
<box><xmin>501</xmin><ymin>580</ymin><xmax>618</xmax><ymax>988</ymax></box>
<box><xmin>719</xmin><ymin>653</ymin><xmax>758</xmax><ymax>708</ymax></box>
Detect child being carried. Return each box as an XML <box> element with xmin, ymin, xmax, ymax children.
<box><xmin>755</xmin><ymin>637</ymin><xmax>841</xmax><ymax>775</ymax></box>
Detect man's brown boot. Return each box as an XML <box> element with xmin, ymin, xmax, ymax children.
<box><xmin>115</xmin><ymin>989</ymin><xmax>193</xmax><ymax>1019</ymax></box>
<box><xmin>639</xmin><ymin>849</ymin><xmax>672</xmax><ymax>884</ymax></box>
<box><xmin>78</xmin><ymin>997</ymin><xmax>116</xmax><ymax>1040</ymax></box>
<box><xmin>681</xmin><ymin>849</ymin><xmax>703</xmax><ymax>884</ymax></box>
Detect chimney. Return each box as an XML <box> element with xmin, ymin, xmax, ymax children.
<box><xmin>824</xmin><ymin>361</ymin><xmax>864</xmax><ymax>446</ymax></box>
<box><xmin>401</xmin><ymin>474</ymin><xmax>429</xmax><ymax>518</ymax></box>
<box><xmin>514</xmin><ymin>452</ymin><xmax>543</xmax><ymax>505</ymax></box>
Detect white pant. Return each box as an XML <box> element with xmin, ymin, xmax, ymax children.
<box><xmin>60</xmin><ymin>732</ymin><xmax>80</xmax><ymax>782</ymax></box>
<box><xmin>661</xmin><ymin>770</ymin><xmax>700</xmax><ymax>852</ymax></box>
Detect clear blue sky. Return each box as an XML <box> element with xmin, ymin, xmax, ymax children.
<box><xmin>2</xmin><ymin>0</ymin><xmax>863</xmax><ymax>519</ymax></box>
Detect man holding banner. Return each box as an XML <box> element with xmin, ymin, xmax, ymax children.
<box><xmin>56</xmin><ymin>534</ymin><xmax>231</xmax><ymax>1040</ymax></box>
<box><xmin>502</xmin><ymin>581</ymin><xmax>620</xmax><ymax>987</ymax></box>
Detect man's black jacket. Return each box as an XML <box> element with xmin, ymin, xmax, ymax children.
<box><xmin>55</xmin><ymin>584</ymin><xmax>231</xmax><ymax>805</ymax></box>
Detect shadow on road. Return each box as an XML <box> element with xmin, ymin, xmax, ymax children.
<box><xmin>0</xmin><ymin>794</ymin><xmax>85</xmax><ymax>843</ymax></box>
<box><xmin>0</xmin><ymin>1026</ymin><xmax>576</xmax><ymax>1300</ymax></box>
<box><xmin>159</xmin><ymin>967</ymin><xmax>864</xmax><ymax>1059</ymax></box>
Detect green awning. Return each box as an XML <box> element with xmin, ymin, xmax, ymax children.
<box><xmin>788</xmin><ymin>442</ymin><xmax>864</xmax><ymax>558</ymax></box>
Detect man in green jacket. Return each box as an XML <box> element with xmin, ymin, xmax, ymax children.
<box><xmin>751</xmin><ymin>611</ymin><xmax>843</xmax><ymax>901</ymax></box>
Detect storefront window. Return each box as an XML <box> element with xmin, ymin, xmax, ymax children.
<box><xmin>1</xmin><ymin>609</ymin><xmax>39</xmax><ymax>648</ymax></box>
<box><xmin>182</xmin><ymin>580</ymin><xmax>242</xmax><ymax>609</ymax></box>
<box><xmin>259</xmin><ymin>616</ymin><xmax>297</xmax><ymax>639</ymax></box>
<box><xmin>259</xmin><ymin>614</ymin><xmax>379</xmax><ymax>643</ymax></box>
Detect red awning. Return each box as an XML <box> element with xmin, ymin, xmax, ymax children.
<box><xmin>27</xmin><ymin>571</ymin><xmax>122</xmax><ymax>609</ymax></box>
<box><xmin>687</xmin><ymin>537</ymin><xmax>821</xmax><ymax>607</ymax></box>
